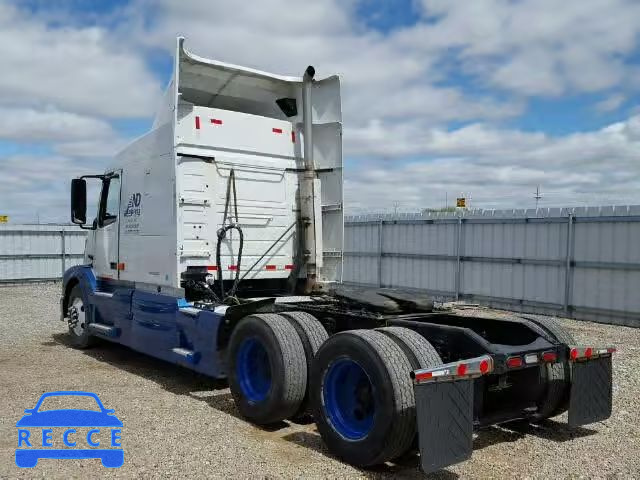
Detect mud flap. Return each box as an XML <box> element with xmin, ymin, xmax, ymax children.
<box><xmin>568</xmin><ymin>356</ymin><xmax>613</xmax><ymax>427</ymax></box>
<box><xmin>414</xmin><ymin>379</ymin><xmax>474</xmax><ymax>474</ymax></box>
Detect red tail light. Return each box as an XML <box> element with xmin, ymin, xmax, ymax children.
<box><xmin>412</xmin><ymin>355</ymin><xmax>493</xmax><ymax>384</ymax></box>
<box><xmin>569</xmin><ymin>345</ymin><xmax>615</xmax><ymax>361</ymax></box>
<box><xmin>506</xmin><ymin>356</ymin><xmax>523</xmax><ymax>368</ymax></box>
<box><xmin>479</xmin><ymin>359</ymin><xmax>490</xmax><ymax>374</ymax></box>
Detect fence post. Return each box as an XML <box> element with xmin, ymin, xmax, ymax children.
<box><xmin>455</xmin><ymin>217</ymin><xmax>462</xmax><ymax>300</ymax></box>
<box><xmin>563</xmin><ymin>213</ymin><xmax>574</xmax><ymax>313</ymax></box>
<box><xmin>377</xmin><ymin>219</ymin><xmax>383</xmax><ymax>287</ymax></box>
<box><xmin>60</xmin><ymin>230</ymin><xmax>66</xmax><ymax>279</ymax></box>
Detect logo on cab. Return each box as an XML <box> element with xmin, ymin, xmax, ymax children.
<box><xmin>15</xmin><ymin>391</ymin><xmax>123</xmax><ymax>468</ymax></box>
<box><xmin>124</xmin><ymin>193</ymin><xmax>142</xmax><ymax>217</ymax></box>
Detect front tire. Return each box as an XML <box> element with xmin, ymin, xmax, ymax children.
<box><xmin>310</xmin><ymin>330</ymin><xmax>416</xmax><ymax>467</ymax></box>
<box><xmin>66</xmin><ymin>285</ymin><xmax>94</xmax><ymax>349</ymax></box>
<box><xmin>228</xmin><ymin>314</ymin><xmax>307</xmax><ymax>424</ymax></box>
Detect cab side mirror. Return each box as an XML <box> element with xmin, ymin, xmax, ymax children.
<box><xmin>71</xmin><ymin>178</ymin><xmax>87</xmax><ymax>225</ymax></box>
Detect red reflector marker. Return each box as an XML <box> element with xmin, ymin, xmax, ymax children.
<box><xmin>228</xmin><ymin>265</ymin><xmax>238</xmax><ymax>271</ymax></box>
<box><xmin>206</xmin><ymin>266</ymin><xmax>218</xmax><ymax>271</ymax></box>
<box><xmin>414</xmin><ymin>371</ymin><xmax>433</xmax><ymax>381</ymax></box>
<box><xmin>607</xmin><ymin>347</ymin><xmax>617</xmax><ymax>354</ymax></box>
<box><xmin>211</xmin><ymin>118</ymin><xmax>222</xmax><ymax>125</ymax></box>
<box><xmin>265</xmin><ymin>265</ymin><xmax>276</xmax><ymax>271</ymax></box>
<box><xmin>291</xmin><ymin>131</ymin><xmax>296</xmax><ymax>143</ymax></box>
<box><xmin>272</xmin><ymin>127</ymin><xmax>283</xmax><ymax>134</ymax></box>
<box><xmin>479</xmin><ymin>359</ymin><xmax>490</xmax><ymax>374</ymax></box>
<box><xmin>542</xmin><ymin>351</ymin><xmax>557</xmax><ymax>362</ymax></box>
<box><xmin>456</xmin><ymin>363</ymin><xmax>467</xmax><ymax>376</ymax></box>
<box><xmin>195</xmin><ymin>116</ymin><xmax>201</xmax><ymax>129</ymax></box>
<box><xmin>284</xmin><ymin>264</ymin><xmax>294</xmax><ymax>270</ymax></box>
<box><xmin>506</xmin><ymin>356</ymin><xmax>523</xmax><ymax>368</ymax></box>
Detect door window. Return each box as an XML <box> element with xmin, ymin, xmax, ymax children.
<box><xmin>100</xmin><ymin>176</ymin><xmax>121</xmax><ymax>227</ymax></box>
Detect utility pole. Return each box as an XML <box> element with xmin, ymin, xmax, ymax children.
<box><xmin>534</xmin><ymin>185</ymin><xmax>542</xmax><ymax>209</ymax></box>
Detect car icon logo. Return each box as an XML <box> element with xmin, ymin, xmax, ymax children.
<box><xmin>15</xmin><ymin>391</ymin><xmax>123</xmax><ymax>468</ymax></box>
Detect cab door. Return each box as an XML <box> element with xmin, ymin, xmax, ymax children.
<box><xmin>93</xmin><ymin>171</ymin><xmax>122</xmax><ymax>281</ymax></box>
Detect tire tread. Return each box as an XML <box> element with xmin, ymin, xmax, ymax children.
<box><xmin>524</xmin><ymin>315</ymin><xmax>576</xmax><ymax>420</ymax></box>
<box><xmin>343</xmin><ymin>330</ymin><xmax>416</xmax><ymax>464</ymax></box>
<box><xmin>376</xmin><ymin>326</ymin><xmax>442</xmax><ymax>370</ymax></box>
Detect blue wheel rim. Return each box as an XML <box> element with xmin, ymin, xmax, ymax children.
<box><xmin>236</xmin><ymin>337</ymin><xmax>272</xmax><ymax>402</ymax></box>
<box><xmin>323</xmin><ymin>358</ymin><xmax>375</xmax><ymax>440</ymax></box>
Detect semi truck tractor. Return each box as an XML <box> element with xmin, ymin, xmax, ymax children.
<box><xmin>62</xmin><ymin>37</ymin><xmax>614</xmax><ymax>473</ymax></box>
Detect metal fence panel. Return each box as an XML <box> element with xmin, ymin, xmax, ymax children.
<box><xmin>0</xmin><ymin>225</ymin><xmax>86</xmax><ymax>282</ymax></box>
<box><xmin>345</xmin><ymin>206</ymin><xmax>640</xmax><ymax>327</ymax></box>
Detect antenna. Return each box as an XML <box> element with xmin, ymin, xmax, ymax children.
<box><xmin>534</xmin><ymin>185</ymin><xmax>542</xmax><ymax>209</ymax></box>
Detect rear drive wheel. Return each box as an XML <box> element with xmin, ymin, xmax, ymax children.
<box><xmin>66</xmin><ymin>285</ymin><xmax>94</xmax><ymax>349</ymax></box>
<box><xmin>228</xmin><ymin>314</ymin><xmax>307</xmax><ymax>424</ymax></box>
<box><xmin>310</xmin><ymin>330</ymin><xmax>416</xmax><ymax>467</ymax></box>
<box><xmin>279</xmin><ymin>311</ymin><xmax>329</xmax><ymax>418</ymax></box>
<box><xmin>376</xmin><ymin>326</ymin><xmax>442</xmax><ymax>451</ymax></box>
<box><xmin>526</xmin><ymin>316</ymin><xmax>576</xmax><ymax>421</ymax></box>
<box><xmin>376</xmin><ymin>326</ymin><xmax>442</xmax><ymax>370</ymax></box>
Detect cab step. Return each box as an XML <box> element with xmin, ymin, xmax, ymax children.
<box><xmin>171</xmin><ymin>347</ymin><xmax>200</xmax><ymax>364</ymax></box>
<box><xmin>87</xmin><ymin>323</ymin><xmax>120</xmax><ymax>338</ymax></box>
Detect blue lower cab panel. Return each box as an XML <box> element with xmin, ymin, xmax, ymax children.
<box><xmin>65</xmin><ymin>268</ymin><xmax>227</xmax><ymax>379</ymax></box>
<box><xmin>130</xmin><ymin>290</ymin><xmax>180</xmax><ymax>355</ymax></box>
<box><xmin>91</xmin><ymin>290</ymin><xmax>133</xmax><ymax>330</ymax></box>
<box><xmin>174</xmin><ymin>309</ymin><xmax>224</xmax><ymax>377</ymax></box>
<box><xmin>87</xmin><ymin>288</ymin><xmax>226</xmax><ymax>379</ymax></box>
<box><xmin>16</xmin><ymin>449</ymin><xmax>123</xmax><ymax>468</ymax></box>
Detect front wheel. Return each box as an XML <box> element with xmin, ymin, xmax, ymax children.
<box><xmin>66</xmin><ymin>285</ymin><xmax>94</xmax><ymax>349</ymax></box>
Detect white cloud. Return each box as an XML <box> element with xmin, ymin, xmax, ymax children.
<box><xmin>595</xmin><ymin>94</ymin><xmax>626</xmax><ymax>113</ymax></box>
<box><xmin>0</xmin><ymin>107</ymin><xmax>116</xmax><ymax>143</ymax></box>
<box><xmin>53</xmin><ymin>138</ymin><xmax>129</xmax><ymax>158</ymax></box>
<box><xmin>0</xmin><ymin>3</ymin><xmax>162</xmax><ymax>118</ymax></box>
<box><xmin>344</xmin><ymin>115</ymin><xmax>640</xmax><ymax>212</ymax></box>
<box><xmin>414</xmin><ymin>0</ymin><xmax>640</xmax><ymax>96</ymax></box>
<box><xmin>0</xmin><ymin>154</ymin><xmax>108</xmax><ymax>223</ymax></box>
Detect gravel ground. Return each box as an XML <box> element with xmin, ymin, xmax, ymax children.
<box><xmin>0</xmin><ymin>283</ymin><xmax>638</xmax><ymax>479</ymax></box>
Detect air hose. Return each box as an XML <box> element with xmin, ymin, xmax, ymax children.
<box><xmin>215</xmin><ymin>169</ymin><xmax>244</xmax><ymax>302</ymax></box>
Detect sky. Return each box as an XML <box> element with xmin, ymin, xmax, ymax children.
<box><xmin>1</xmin><ymin>0</ymin><xmax>640</xmax><ymax>223</ymax></box>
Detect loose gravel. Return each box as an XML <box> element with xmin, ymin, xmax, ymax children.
<box><xmin>0</xmin><ymin>283</ymin><xmax>638</xmax><ymax>479</ymax></box>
